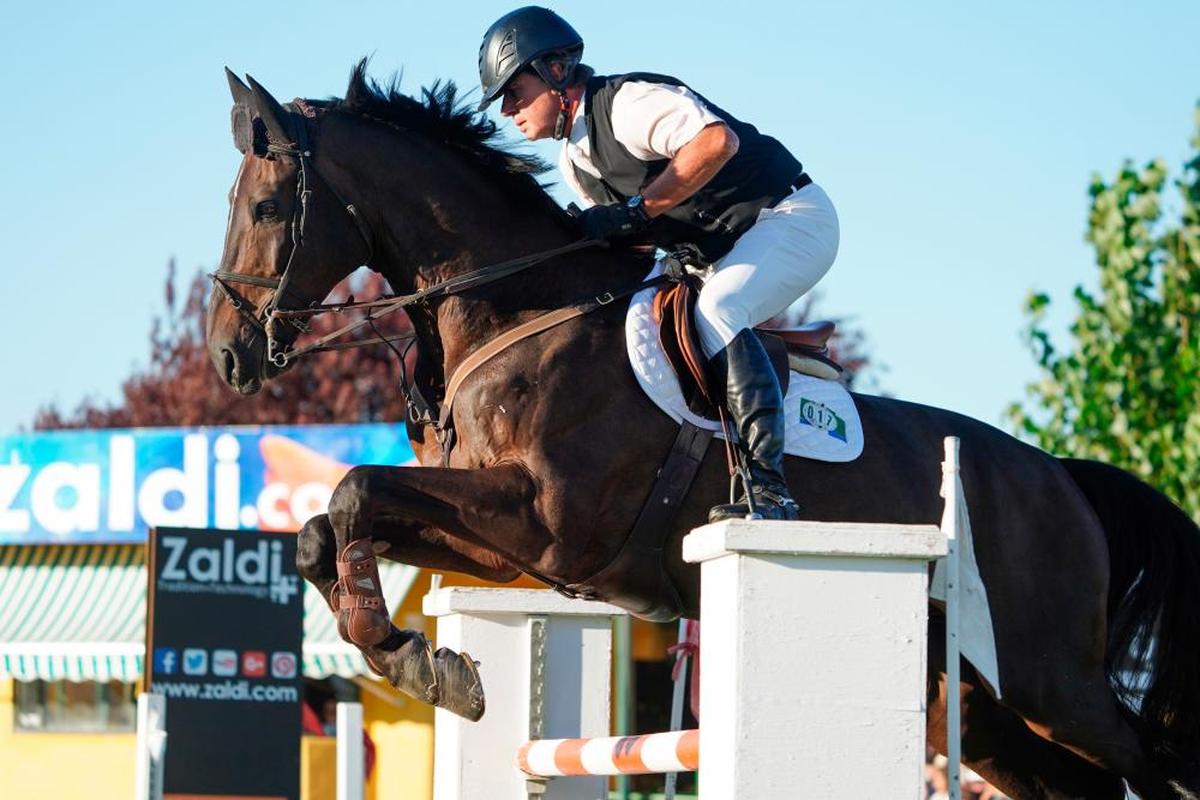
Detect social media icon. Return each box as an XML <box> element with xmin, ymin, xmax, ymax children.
<box><xmin>270</xmin><ymin>651</ymin><xmax>297</xmax><ymax>679</ymax></box>
<box><xmin>212</xmin><ymin>649</ymin><xmax>238</xmax><ymax>677</ymax></box>
<box><xmin>182</xmin><ymin>648</ymin><xmax>208</xmax><ymax>676</ymax></box>
<box><xmin>153</xmin><ymin>647</ymin><xmax>178</xmax><ymax>675</ymax></box>
<box><xmin>242</xmin><ymin>650</ymin><xmax>267</xmax><ymax>678</ymax></box>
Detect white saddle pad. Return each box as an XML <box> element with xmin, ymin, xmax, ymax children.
<box><xmin>625</xmin><ymin>265</ymin><xmax>864</xmax><ymax>463</ymax></box>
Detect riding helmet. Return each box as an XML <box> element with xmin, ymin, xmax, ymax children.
<box><xmin>477</xmin><ymin>6</ymin><xmax>583</xmax><ymax>111</ymax></box>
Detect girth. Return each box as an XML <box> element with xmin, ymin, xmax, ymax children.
<box><xmin>554</xmin><ymin>420</ymin><xmax>714</xmax><ymax>622</ymax></box>
<box><xmin>432</xmin><ymin>272</ymin><xmax>671</xmax><ymax>465</ymax></box>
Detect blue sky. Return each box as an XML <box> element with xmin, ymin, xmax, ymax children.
<box><xmin>1</xmin><ymin>1</ymin><xmax>1197</xmax><ymax>435</ymax></box>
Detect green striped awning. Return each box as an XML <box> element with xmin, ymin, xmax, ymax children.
<box><xmin>0</xmin><ymin>545</ymin><xmax>145</xmax><ymax>682</ymax></box>
<box><xmin>0</xmin><ymin>544</ymin><xmax>418</xmax><ymax>683</ymax></box>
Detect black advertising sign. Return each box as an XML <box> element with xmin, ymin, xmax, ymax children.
<box><xmin>146</xmin><ymin>528</ymin><xmax>303</xmax><ymax>800</ymax></box>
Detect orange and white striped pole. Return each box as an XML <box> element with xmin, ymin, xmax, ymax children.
<box><xmin>517</xmin><ymin>730</ymin><xmax>699</xmax><ymax>777</ymax></box>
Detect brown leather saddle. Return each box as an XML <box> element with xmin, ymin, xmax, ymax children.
<box><xmin>557</xmin><ymin>276</ymin><xmax>844</xmax><ymax>623</ymax></box>
<box><xmin>652</xmin><ymin>276</ymin><xmax>842</xmax><ymax>420</ymax></box>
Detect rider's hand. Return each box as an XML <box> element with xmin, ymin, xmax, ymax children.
<box><xmin>578</xmin><ymin>196</ymin><xmax>651</xmax><ymax>241</ymax></box>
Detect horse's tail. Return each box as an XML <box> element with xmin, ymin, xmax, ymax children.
<box><xmin>1058</xmin><ymin>457</ymin><xmax>1200</xmax><ymax>761</ymax></box>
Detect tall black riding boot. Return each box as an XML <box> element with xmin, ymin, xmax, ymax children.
<box><xmin>707</xmin><ymin>329</ymin><xmax>800</xmax><ymax>523</ymax></box>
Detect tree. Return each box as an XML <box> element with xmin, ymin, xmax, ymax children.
<box><xmin>1008</xmin><ymin>105</ymin><xmax>1200</xmax><ymax>519</ymax></box>
<box><xmin>34</xmin><ymin>261</ymin><xmax>414</xmax><ymax>428</ymax></box>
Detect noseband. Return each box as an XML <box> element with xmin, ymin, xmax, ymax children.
<box><xmin>210</xmin><ymin>100</ymin><xmax>375</xmax><ymax>368</ymax></box>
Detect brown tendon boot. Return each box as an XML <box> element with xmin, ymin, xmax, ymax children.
<box><xmin>335</xmin><ymin>538</ymin><xmax>392</xmax><ymax>647</ymax></box>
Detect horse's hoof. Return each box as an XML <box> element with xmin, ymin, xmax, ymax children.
<box><xmin>433</xmin><ymin>647</ymin><xmax>486</xmax><ymax>722</ymax></box>
<box><xmin>367</xmin><ymin>630</ymin><xmax>440</xmax><ymax>704</ymax></box>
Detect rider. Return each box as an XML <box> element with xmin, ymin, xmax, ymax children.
<box><xmin>477</xmin><ymin>7</ymin><xmax>840</xmax><ymax>522</ymax></box>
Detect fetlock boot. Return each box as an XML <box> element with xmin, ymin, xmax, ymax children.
<box><xmin>707</xmin><ymin>329</ymin><xmax>801</xmax><ymax>523</ymax></box>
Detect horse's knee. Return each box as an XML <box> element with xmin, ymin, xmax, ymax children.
<box><xmin>327</xmin><ymin>465</ymin><xmax>377</xmax><ymax>535</ymax></box>
<box><xmin>296</xmin><ymin>513</ymin><xmax>337</xmax><ymax>584</ymax></box>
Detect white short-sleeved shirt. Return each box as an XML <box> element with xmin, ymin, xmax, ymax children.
<box><xmin>558</xmin><ymin>81</ymin><xmax>724</xmax><ymax>206</ymax></box>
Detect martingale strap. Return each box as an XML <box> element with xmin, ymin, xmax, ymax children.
<box><xmin>560</xmin><ymin>420</ymin><xmax>714</xmax><ymax>622</ymax></box>
<box><xmin>437</xmin><ymin>274</ymin><xmax>672</xmax><ymax>434</ymax></box>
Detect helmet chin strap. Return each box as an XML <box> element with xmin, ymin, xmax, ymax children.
<box><xmin>553</xmin><ymin>91</ymin><xmax>571</xmax><ymax>140</ymax></box>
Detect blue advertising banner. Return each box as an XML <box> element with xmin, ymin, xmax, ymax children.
<box><xmin>0</xmin><ymin>424</ymin><xmax>414</xmax><ymax>544</ymax></box>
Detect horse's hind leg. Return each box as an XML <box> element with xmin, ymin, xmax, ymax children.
<box><xmin>297</xmin><ymin>507</ymin><xmax>520</xmax><ymax>721</ymax></box>
<box><xmin>988</xmin><ymin>584</ymin><xmax>1177</xmax><ymax>795</ymax></box>
<box><xmin>926</xmin><ymin>656</ymin><xmax>1126</xmax><ymax>798</ymax></box>
<box><xmin>1008</xmin><ymin>673</ymin><xmax>1188</xmax><ymax>800</ymax></box>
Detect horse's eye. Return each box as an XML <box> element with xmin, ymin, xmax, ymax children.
<box><xmin>254</xmin><ymin>200</ymin><xmax>278</xmax><ymax>221</ymax></box>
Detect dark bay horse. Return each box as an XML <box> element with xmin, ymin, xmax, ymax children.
<box><xmin>206</xmin><ymin>63</ymin><xmax>1200</xmax><ymax>800</ymax></box>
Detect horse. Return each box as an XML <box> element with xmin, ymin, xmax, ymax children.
<box><xmin>206</xmin><ymin>62</ymin><xmax>1200</xmax><ymax>800</ymax></box>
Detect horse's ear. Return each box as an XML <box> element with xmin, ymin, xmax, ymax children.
<box><xmin>226</xmin><ymin>68</ymin><xmax>257</xmax><ymax>154</ymax></box>
<box><xmin>246</xmin><ymin>74</ymin><xmax>294</xmax><ymax>146</ymax></box>
<box><xmin>226</xmin><ymin>67</ymin><xmax>251</xmax><ymax>105</ymax></box>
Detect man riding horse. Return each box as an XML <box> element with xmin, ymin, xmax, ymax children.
<box><xmin>210</xmin><ymin>25</ymin><xmax>1200</xmax><ymax>793</ymax></box>
<box><xmin>478</xmin><ymin>6</ymin><xmax>840</xmax><ymax>522</ymax></box>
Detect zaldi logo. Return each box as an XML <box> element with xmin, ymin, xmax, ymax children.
<box><xmin>798</xmin><ymin>398</ymin><xmax>849</xmax><ymax>443</ymax></box>
<box><xmin>0</xmin><ymin>428</ymin><xmax>385</xmax><ymax>541</ymax></box>
<box><xmin>159</xmin><ymin>534</ymin><xmax>299</xmax><ymax>605</ymax></box>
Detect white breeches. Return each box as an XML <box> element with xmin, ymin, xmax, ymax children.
<box><xmin>694</xmin><ymin>182</ymin><xmax>840</xmax><ymax>357</ymax></box>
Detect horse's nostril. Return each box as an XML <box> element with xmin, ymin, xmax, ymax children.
<box><xmin>222</xmin><ymin>349</ymin><xmax>238</xmax><ymax>384</ymax></box>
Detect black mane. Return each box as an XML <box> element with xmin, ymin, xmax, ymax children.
<box><xmin>332</xmin><ymin>59</ymin><xmax>568</xmax><ymax>220</ymax></box>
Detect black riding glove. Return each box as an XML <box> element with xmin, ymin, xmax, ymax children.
<box><xmin>579</xmin><ymin>197</ymin><xmax>651</xmax><ymax>241</ymax></box>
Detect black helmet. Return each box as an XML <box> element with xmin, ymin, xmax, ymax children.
<box><xmin>477</xmin><ymin>6</ymin><xmax>583</xmax><ymax>111</ymax></box>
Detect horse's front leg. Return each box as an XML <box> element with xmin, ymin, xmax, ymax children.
<box><xmin>303</xmin><ymin>463</ymin><xmax>546</xmax><ymax>720</ymax></box>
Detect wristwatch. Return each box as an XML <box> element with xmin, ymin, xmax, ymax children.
<box><xmin>626</xmin><ymin>194</ymin><xmax>650</xmax><ymax>222</ymax></box>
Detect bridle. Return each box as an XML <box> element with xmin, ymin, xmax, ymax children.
<box><xmin>209</xmin><ymin>94</ymin><xmax>670</xmax><ymax>456</ymax></box>
<box><xmin>210</xmin><ymin>100</ymin><xmax>377</xmax><ymax>369</ymax></box>
<box><xmin>209</xmin><ymin>100</ymin><xmax>612</xmax><ymax>374</ymax></box>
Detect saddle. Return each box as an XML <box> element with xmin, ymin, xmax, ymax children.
<box><xmin>652</xmin><ymin>276</ymin><xmax>843</xmax><ymax>420</ymax></box>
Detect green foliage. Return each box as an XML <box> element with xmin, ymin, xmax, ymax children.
<box><xmin>1008</xmin><ymin>105</ymin><xmax>1200</xmax><ymax>519</ymax></box>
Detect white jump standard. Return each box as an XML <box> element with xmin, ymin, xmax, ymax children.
<box><xmin>684</xmin><ymin>520</ymin><xmax>945</xmax><ymax>798</ymax></box>
<box><xmin>424</xmin><ymin>584</ymin><xmax>628</xmax><ymax>800</ymax></box>
<box><xmin>426</xmin><ymin>518</ymin><xmax>945</xmax><ymax>798</ymax></box>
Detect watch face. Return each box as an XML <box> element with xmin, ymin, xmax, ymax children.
<box><xmin>627</xmin><ymin>195</ymin><xmax>643</xmax><ymax>208</ymax></box>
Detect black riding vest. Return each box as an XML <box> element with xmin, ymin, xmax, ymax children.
<box><xmin>574</xmin><ymin>72</ymin><xmax>803</xmax><ymax>262</ymax></box>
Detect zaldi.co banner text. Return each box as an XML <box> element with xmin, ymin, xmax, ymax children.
<box><xmin>0</xmin><ymin>424</ymin><xmax>414</xmax><ymax>544</ymax></box>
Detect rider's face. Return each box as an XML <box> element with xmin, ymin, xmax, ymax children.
<box><xmin>500</xmin><ymin>72</ymin><xmax>560</xmax><ymax>141</ymax></box>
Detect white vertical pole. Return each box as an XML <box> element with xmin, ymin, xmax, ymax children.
<box><xmin>663</xmin><ymin>617</ymin><xmax>690</xmax><ymax>800</ymax></box>
<box><xmin>337</xmin><ymin>701</ymin><xmax>365</xmax><ymax>800</ymax></box>
<box><xmin>942</xmin><ymin>437</ymin><xmax>963</xmax><ymax>800</ymax></box>
<box><xmin>134</xmin><ymin>692</ymin><xmax>167</xmax><ymax>800</ymax></box>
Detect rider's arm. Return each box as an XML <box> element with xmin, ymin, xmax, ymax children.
<box><xmin>640</xmin><ymin>122</ymin><xmax>738</xmax><ymax>218</ymax></box>
<box><xmin>609</xmin><ymin>82</ymin><xmax>739</xmax><ymax>218</ymax></box>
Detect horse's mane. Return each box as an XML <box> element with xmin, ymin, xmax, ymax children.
<box><xmin>330</xmin><ymin>59</ymin><xmax>571</xmax><ymax>223</ymax></box>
